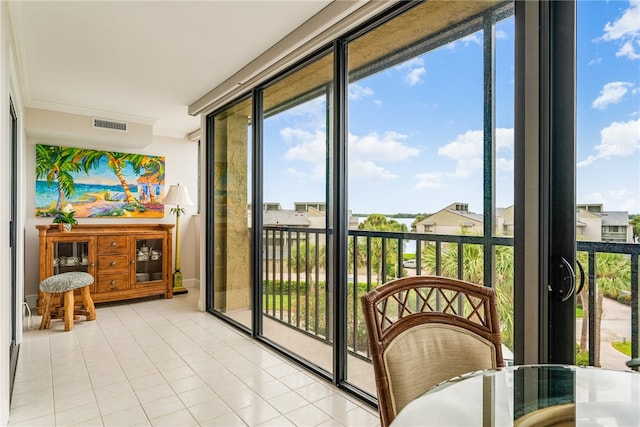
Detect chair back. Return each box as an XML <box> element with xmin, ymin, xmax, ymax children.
<box><xmin>361</xmin><ymin>275</ymin><xmax>504</xmax><ymax>427</ymax></box>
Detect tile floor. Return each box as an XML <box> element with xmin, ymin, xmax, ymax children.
<box><xmin>9</xmin><ymin>289</ymin><xmax>380</xmax><ymax>426</ymax></box>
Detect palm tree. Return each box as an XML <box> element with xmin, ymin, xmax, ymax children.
<box><xmin>81</xmin><ymin>151</ymin><xmax>143</xmax><ymax>204</ymax></box>
<box><xmin>35</xmin><ymin>145</ymin><xmax>84</xmax><ymax>211</ymax></box>
<box><xmin>420</xmin><ymin>239</ymin><xmax>515</xmax><ymax>350</ymax></box>
<box><xmin>576</xmin><ymin>251</ymin><xmax>630</xmax><ymax>366</ymax></box>
<box><xmin>357</xmin><ymin>214</ymin><xmax>407</xmax><ymax>284</ymax></box>
<box><xmin>290</xmin><ymin>241</ymin><xmax>326</xmax><ymax>275</ymax></box>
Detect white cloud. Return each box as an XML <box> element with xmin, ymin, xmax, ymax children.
<box><xmin>395</xmin><ymin>58</ymin><xmax>426</xmax><ymax>86</ymax></box>
<box><xmin>592</xmin><ymin>81</ymin><xmax>634</xmax><ymax>109</ymax></box>
<box><xmin>621</xmin><ymin>198</ymin><xmax>640</xmax><ymax>213</ymax></box>
<box><xmin>460</xmin><ymin>34</ymin><xmax>482</xmax><ymax>45</ymax></box>
<box><xmin>588</xmin><ymin>57</ymin><xmax>603</xmax><ymax>66</ymax></box>
<box><xmin>404</xmin><ymin>67</ymin><xmax>426</xmax><ymax>86</ymax></box>
<box><xmin>437</xmin><ymin>128</ymin><xmax>514</xmax><ymax>177</ymax></box>
<box><xmin>596</xmin><ymin>117</ymin><xmax>640</xmax><ymax>156</ymax></box>
<box><xmin>602</xmin><ymin>0</ymin><xmax>640</xmax><ymax>41</ymax></box>
<box><xmin>282</xmin><ymin>128</ymin><xmax>327</xmax><ymax>181</ymax></box>
<box><xmin>348</xmin><ymin>131</ymin><xmax>419</xmax><ymax>179</ymax></box>
<box><xmin>617</xmin><ymin>40</ymin><xmax>640</xmax><ymax>59</ymax></box>
<box><xmin>349</xmin><ymin>131</ymin><xmax>420</xmax><ymax>162</ymax></box>
<box><xmin>281</xmin><ymin>126</ymin><xmax>420</xmax><ymax>182</ymax></box>
<box><xmin>495</xmin><ymin>128</ymin><xmax>514</xmax><ymax>151</ymax></box>
<box><xmin>583</xmin><ymin>192</ymin><xmax>604</xmax><ymax>204</ymax></box>
<box><xmin>495</xmin><ymin>30</ymin><xmax>508</xmax><ymax>40</ymax></box>
<box><xmin>415</xmin><ymin>172</ymin><xmax>445</xmax><ymax>189</ymax></box>
<box><xmin>282</xmin><ymin>128</ymin><xmax>324</xmax><ymax>159</ymax></box>
<box><xmin>496</xmin><ymin>158</ymin><xmax>514</xmax><ymax>172</ymax></box>
<box><xmin>583</xmin><ymin>189</ymin><xmax>639</xmax><ymax>213</ymax></box>
<box><xmin>578</xmin><ymin>117</ymin><xmax>640</xmax><ymax>166</ymax></box>
<box><xmin>349</xmin><ymin>83</ymin><xmax>374</xmax><ymax>101</ymax></box>
<box><xmin>351</xmin><ymin>160</ymin><xmax>397</xmax><ymax>180</ymax></box>
<box><xmin>577</xmin><ymin>155</ymin><xmax>598</xmax><ymax>168</ymax></box>
<box><xmin>609</xmin><ymin>188</ymin><xmax>636</xmax><ymax>201</ymax></box>
<box><xmin>446</xmin><ymin>33</ymin><xmax>482</xmax><ymax>50</ymax></box>
<box><xmin>601</xmin><ymin>0</ymin><xmax>640</xmax><ymax>60</ymax></box>
<box><xmin>285</xmin><ymin>167</ymin><xmax>309</xmax><ymax>180</ymax></box>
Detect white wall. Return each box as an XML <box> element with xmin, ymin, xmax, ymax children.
<box><xmin>23</xmin><ymin>128</ymin><xmax>200</xmax><ymax>307</ymax></box>
<box><xmin>1</xmin><ymin>1</ymin><xmax>26</xmax><ymax>424</ymax></box>
<box><xmin>579</xmin><ymin>216</ymin><xmax>602</xmax><ymax>242</ymax></box>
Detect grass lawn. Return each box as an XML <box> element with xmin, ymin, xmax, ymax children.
<box><xmin>612</xmin><ymin>341</ymin><xmax>631</xmax><ymax>356</ymax></box>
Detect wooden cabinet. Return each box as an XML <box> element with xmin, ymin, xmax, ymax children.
<box><xmin>37</xmin><ymin>224</ymin><xmax>174</xmax><ymax>311</ymax></box>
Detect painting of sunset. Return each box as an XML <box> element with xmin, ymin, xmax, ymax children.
<box><xmin>35</xmin><ymin>144</ymin><xmax>166</xmax><ymax>218</ymax></box>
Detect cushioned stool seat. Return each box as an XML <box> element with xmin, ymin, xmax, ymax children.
<box><xmin>39</xmin><ymin>272</ymin><xmax>96</xmax><ymax>331</ymax></box>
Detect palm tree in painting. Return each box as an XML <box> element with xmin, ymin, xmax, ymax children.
<box><xmin>82</xmin><ymin>151</ymin><xmax>143</xmax><ymax>204</ymax></box>
<box><xmin>140</xmin><ymin>156</ymin><xmax>165</xmax><ymax>203</ymax></box>
<box><xmin>35</xmin><ymin>145</ymin><xmax>84</xmax><ymax>211</ymax></box>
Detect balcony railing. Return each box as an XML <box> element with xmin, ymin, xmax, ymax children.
<box><xmin>262</xmin><ymin>225</ymin><xmax>640</xmax><ymax>369</ymax></box>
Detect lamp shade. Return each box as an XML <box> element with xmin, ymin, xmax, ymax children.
<box><xmin>163</xmin><ymin>184</ymin><xmax>193</xmax><ymax>206</ymax></box>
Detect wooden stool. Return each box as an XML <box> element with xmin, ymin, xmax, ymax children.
<box><xmin>39</xmin><ymin>272</ymin><xmax>96</xmax><ymax>331</ymax></box>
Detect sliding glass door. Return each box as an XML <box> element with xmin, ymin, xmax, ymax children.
<box><xmin>208</xmin><ymin>97</ymin><xmax>254</xmax><ymax>330</ymax></box>
<box><xmin>260</xmin><ymin>52</ymin><xmax>334</xmax><ymax>374</ymax></box>
<box><xmin>345</xmin><ymin>1</ymin><xmax>515</xmax><ymax>392</ymax></box>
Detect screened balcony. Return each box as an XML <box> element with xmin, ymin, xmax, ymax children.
<box><xmin>216</xmin><ymin>226</ymin><xmax>640</xmax><ymax>398</ymax></box>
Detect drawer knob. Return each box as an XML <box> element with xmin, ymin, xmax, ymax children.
<box><xmin>111</xmin><ymin>280</ymin><xmax>116</xmax><ymax>285</ymax></box>
<box><xmin>111</xmin><ymin>261</ymin><xmax>116</xmax><ymax>267</ymax></box>
<box><xmin>111</xmin><ymin>242</ymin><xmax>117</xmax><ymax>247</ymax></box>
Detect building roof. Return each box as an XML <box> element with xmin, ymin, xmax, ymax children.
<box><xmin>601</xmin><ymin>211</ymin><xmax>629</xmax><ymax>226</ymax></box>
<box><xmin>415</xmin><ymin>202</ymin><xmax>484</xmax><ymax>227</ymax></box>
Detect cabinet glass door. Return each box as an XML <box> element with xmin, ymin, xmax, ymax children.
<box><xmin>135</xmin><ymin>238</ymin><xmax>164</xmax><ymax>283</ymax></box>
<box><xmin>54</xmin><ymin>240</ymin><xmax>91</xmax><ymax>274</ymax></box>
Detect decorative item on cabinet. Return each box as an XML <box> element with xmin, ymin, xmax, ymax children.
<box><xmin>52</xmin><ymin>203</ymin><xmax>78</xmax><ymax>232</ymax></box>
<box><xmin>36</xmin><ymin>224</ymin><xmax>174</xmax><ymax>314</ymax></box>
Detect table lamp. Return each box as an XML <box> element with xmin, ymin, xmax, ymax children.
<box><xmin>163</xmin><ymin>183</ymin><xmax>193</xmax><ymax>295</ymax></box>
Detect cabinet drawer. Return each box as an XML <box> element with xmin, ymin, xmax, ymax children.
<box><xmin>96</xmin><ymin>273</ymin><xmax>130</xmax><ymax>293</ymax></box>
<box><xmin>97</xmin><ymin>236</ymin><xmax>128</xmax><ymax>254</ymax></box>
<box><xmin>97</xmin><ymin>255</ymin><xmax>129</xmax><ymax>273</ymax></box>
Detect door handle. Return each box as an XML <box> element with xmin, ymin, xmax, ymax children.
<box><xmin>575</xmin><ymin>260</ymin><xmax>585</xmax><ymax>295</ymax></box>
<box><xmin>559</xmin><ymin>256</ymin><xmax>575</xmax><ymax>302</ymax></box>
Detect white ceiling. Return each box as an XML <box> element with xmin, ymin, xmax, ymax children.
<box><xmin>9</xmin><ymin>1</ymin><xmax>334</xmax><ymax>138</ymax></box>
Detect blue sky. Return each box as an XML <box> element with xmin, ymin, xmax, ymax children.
<box><xmin>263</xmin><ymin>1</ymin><xmax>639</xmax><ymax>216</ymax></box>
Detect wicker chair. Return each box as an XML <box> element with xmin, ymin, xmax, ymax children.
<box><xmin>514</xmin><ymin>403</ymin><xmax>576</xmax><ymax>426</ymax></box>
<box><xmin>361</xmin><ymin>275</ymin><xmax>504</xmax><ymax>427</ymax></box>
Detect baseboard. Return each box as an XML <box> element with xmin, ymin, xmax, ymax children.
<box><xmin>182</xmin><ymin>278</ymin><xmax>200</xmax><ymax>289</ymax></box>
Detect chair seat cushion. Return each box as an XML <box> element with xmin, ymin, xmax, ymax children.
<box><xmin>383</xmin><ymin>323</ymin><xmax>497</xmax><ymax>416</ymax></box>
<box><xmin>40</xmin><ymin>272</ymin><xmax>94</xmax><ymax>293</ymax></box>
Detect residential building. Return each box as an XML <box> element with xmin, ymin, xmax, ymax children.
<box><xmin>416</xmin><ymin>202</ymin><xmax>632</xmax><ymax>243</ymax></box>
<box><xmin>415</xmin><ymin>202</ymin><xmax>484</xmax><ymax>235</ymax></box>
<box><xmin>576</xmin><ymin>204</ymin><xmax>633</xmax><ymax>243</ymax></box>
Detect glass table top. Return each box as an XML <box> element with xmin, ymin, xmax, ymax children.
<box><xmin>390</xmin><ymin>364</ymin><xmax>640</xmax><ymax>426</ymax></box>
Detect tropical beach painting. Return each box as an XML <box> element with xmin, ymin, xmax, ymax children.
<box><xmin>35</xmin><ymin>144</ymin><xmax>166</xmax><ymax>218</ymax></box>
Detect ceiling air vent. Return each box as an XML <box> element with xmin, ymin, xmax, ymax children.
<box><xmin>93</xmin><ymin>118</ymin><xmax>128</xmax><ymax>132</ymax></box>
